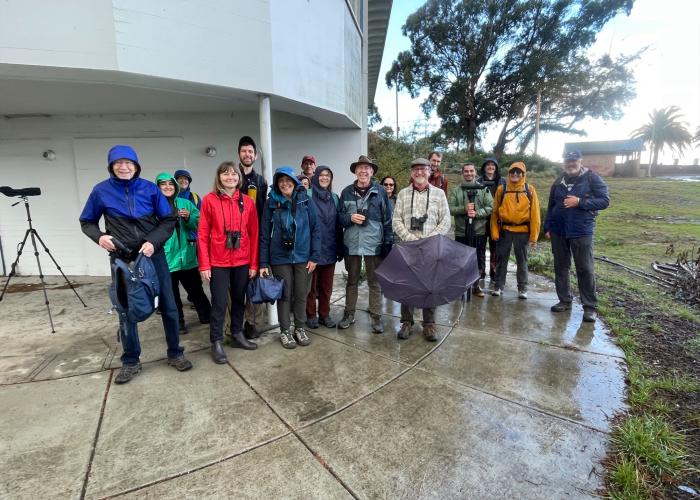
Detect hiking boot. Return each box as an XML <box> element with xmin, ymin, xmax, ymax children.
<box><xmin>243</xmin><ymin>321</ymin><xmax>260</xmax><ymax>339</ymax></box>
<box><xmin>337</xmin><ymin>312</ymin><xmax>355</xmax><ymax>329</ymax></box>
<box><xmin>397</xmin><ymin>321</ymin><xmax>412</xmax><ymax>340</ymax></box>
<box><xmin>583</xmin><ymin>309</ymin><xmax>597</xmax><ymax>323</ymax></box>
<box><xmin>491</xmin><ymin>288</ymin><xmax>502</xmax><ymax>297</ymax></box>
<box><xmin>518</xmin><ymin>290</ymin><xmax>528</xmax><ymax>300</ymax></box>
<box><xmin>231</xmin><ymin>331</ymin><xmax>257</xmax><ymax>350</ymax></box>
<box><xmin>551</xmin><ymin>301</ymin><xmax>572</xmax><ymax>312</ymax></box>
<box><xmin>293</xmin><ymin>327</ymin><xmax>311</xmax><ymax>346</ymax></box>
<box><xmin>114</xmin><ymin>363</ymin><xmax>142</xmax><ymax>384</ymax></box>
<box><xmin>423</xmin><ymin>323</ymin><xmax>438</xmax><ymax>342</ymax></box>
<box><xmin>280</xmin><ymin>329</ymin><xmax>297</xmax><ymax>349</ymax></box>
<box><xmin>472</xmin><ymin>286</ymin><xmax>485</xmax><ymax>298</ymax></box>
<box><xmin>178</xmin><ymin>320</ymin><xmax>189</xmax><ymax>335</ymax></box>
<box><xmin>318</xmin><ymin>316</ymin><xmax>336</xmax><ymax>328</ymax></box>
<box><xmin>306</xmin><ymin>317</ymin><xmax>319</xmax><ymax>329</ymax></box>
<box><xmin>370</xmin><ymin>315</ymin><xmax>384</xmax><ymax>334</ymax></box>
<box><xmin>167</xmin><ymin>356</ymin><xmax>193</xmax><ymax>371</ymax></box>
<box><xmin>211</xmin><ymin>341</ymin><xmax>228</xmax><ymax>364</ymax></box>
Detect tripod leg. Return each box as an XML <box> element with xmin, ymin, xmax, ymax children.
<box><xmin>0</xmin><ymin>229</ymin><xmax>31</xmax><ymax>302</ymax></box>
<box><xmin>27</xmin><ymin>229</ymin><xmax>55</xmax><ymax>333</ymax></box>
<box><xmin>32</xmin><ymin>230</ymin><xmax>87</xmax><ymax>307</ymax></box>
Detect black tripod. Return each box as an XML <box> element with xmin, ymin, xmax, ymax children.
<box><xmin>0</xmin><ymin>190</ymin><xmax>87</xmax><ymax>332</ymax></box>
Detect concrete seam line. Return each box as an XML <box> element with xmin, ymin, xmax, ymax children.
<box><xmin>224</xmin><ymin>361</ymin><xmax>360</xmax><ymax>499</ymax></box>
<box><xmin>411</xmin><ymin>364</ymin><xmax>610</xmax><ymax>435</ymax></box>
<box><xmin>105</xmin><ymin>433</ymin><xmax>292</xmax><ymax>498</ymax></box>
<box><xmin>295</xmin><ymin>297</ymin><xmax>467</xmax><ymax>431</ymax></box>
<box><xmin>0</xmin><ymin>346</ymin><xmax>212</xmax><ymax>387</ymax></box>
<box><xmin>80</xmin><ymin>369</ymin><xmax>113</xmax><ymax>500</ymax></box>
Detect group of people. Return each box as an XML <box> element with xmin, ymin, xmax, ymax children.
<box><xmin>79</xmin><ymin>141</ymin><xmax>609</xmax><ymax>385</ymax></box>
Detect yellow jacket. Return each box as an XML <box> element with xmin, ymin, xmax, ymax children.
<box><xmin>490</xmin><ymin>162</ymin><xmax>540</xmax><ymax>242</ymax></box>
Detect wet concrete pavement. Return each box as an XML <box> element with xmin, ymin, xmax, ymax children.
<box><xmin>0</xmin><ymin>270</ymin><xmax>626</xmax><ymax>499</ymax></box>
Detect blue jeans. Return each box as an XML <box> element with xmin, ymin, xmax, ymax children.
<box><xmin>116</xmin><ymin>251</ymin><xmax>184</xmax><ymax>365</ymax></box>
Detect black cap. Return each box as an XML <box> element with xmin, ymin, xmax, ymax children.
<box><xmin>238</xmin><ymin>136</ymin><xmax>257</xmax><ymax>153</ymax></box>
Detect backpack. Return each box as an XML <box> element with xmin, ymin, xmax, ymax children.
<box><xmin>500</xmin><ymin>177</ymin><xmax>531</xmax><ymax>201</ymax></box>
<box><xmin>109</xmin><ymin>253</ymin><xmax>160</xmax><ymax>324</ymax></box>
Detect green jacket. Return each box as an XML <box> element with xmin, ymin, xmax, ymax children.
<box><xmin>155</xmin><ymin>172</ymin><xmax>200</xmax><ymax>272</ymax></box>
<box><xmin>448</xmin><ymin>181</ymin><xmax>494</xmax><ymax>237</ymax></box>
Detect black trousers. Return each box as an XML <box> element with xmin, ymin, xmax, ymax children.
<box><xmin>171</xmin><ymin>267</ymin><xmax>211</xmax><ymax>323</ymax></box>
<box><xmin>209</xmin><ymin>265</ymin><xmax>248</xmax><ymax>343</ymax></box>
<box><xmin>551</xmin><ymin>234</ymin><xmax>597</xmax><ymax>310</ymax></box>
<box><xmin>455</xmin><ymin>233</ymin><xmax>486</xmax><ymax>280</ymax></box>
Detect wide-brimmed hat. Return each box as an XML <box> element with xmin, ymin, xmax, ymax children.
<box><xmin>350</xmin><ymin>155</ymin><xmax>378</xmax><ymax>174</ymax></box>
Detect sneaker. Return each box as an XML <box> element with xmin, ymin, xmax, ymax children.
<box><xmin>583</xmin><ymin>309</ymin><xmax>597</xmax><ymax>323</ymax></box>
<box><xmin>472</xmin><ymin>286</ymin><xmax>485</xmax><ymax>298</ymax></box>
<box><xmin>397</xmin><ymin>321</ymin><xmax>412</xmax><ymax>340</ymax></box>
<box><xmin>370</xmin><ymin>315</ymin><xmax>384</xmax><ymax>334</ymax></box>
<box><xmin>114</xmin><ymin>363</ymin><xmax>142</xmax><ymax>384</ymax></box>
<box><xmin>423</xmin><ymin>323</ymin><xmax>438</xmax><ymax>342</ymax></box>
<box><xmin>551</xmin><ymin>301</ymin><xmax>572</xmax><ymax>312</ymax></box>
<box><xmin>167</xmin><ymin>356</ymin><xmax>193</xmax><ymax>372</ymax></box>
<box><xmin>280</xmin><ymin>329</ymin><xmax>297</xmax><ymax>349</ymax></box>
<box><xmin>318</xmin><ymin>316</ymin><xmax>336</xmax><ymax>328</ymax></box>
<box><xmin>293</xmin><ymin>327</ymin><xmax>311</xmax><ymax>346</ymax></box>
<box><xmin>306</xmin><ymin>317</ymin><xmax>319</xmax><ymax>329</ymax></box>
<box><xmin>491</xmin><ymin>288</ymin><xmax>502</xmax><ymax>297</ymax></box>
<box><xmin>337</xmin><ymin>312</ymin><xmax>355</xmax><ymax>329</ymax></box>
<box><xmin>518</xmin><ymin>290</ymin><xmax>528</xmax><ymax>300</ymax></box>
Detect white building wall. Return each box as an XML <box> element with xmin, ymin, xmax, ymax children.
<box><xmin>0</xmin><ymin>113</ymin><xmax>361</xmax><ymax>276</ymax></box>
<box><xmin>0</xmin><ymin>0</ymin><xmax>362</xmax><ymax>123</ymax></box>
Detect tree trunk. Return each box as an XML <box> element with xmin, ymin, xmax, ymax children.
<box><xmin>494</xmin><ymin>119</ymin><xmax>511</xmax><ymax>155</ymax></box>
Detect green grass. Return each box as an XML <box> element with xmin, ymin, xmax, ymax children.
<box><xmin>540</xmin><ymin>178</ymin><xmax>700</xmax><ymax>498</ymax></box>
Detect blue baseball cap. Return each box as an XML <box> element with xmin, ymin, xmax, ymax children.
<box><xmin>564</xmin><ymin>150</ymin><xmax>583</xmax><ymax>161</ymax></box>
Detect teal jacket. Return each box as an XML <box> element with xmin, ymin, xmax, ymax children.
<box><xmin>448</xmin><ymin>181</ymin><xmax>493</xmax><ymax>237</ymax></box>
<box><xmin>155</xmin><ymin>172</ymin><xmax>200</xmax><ymax>272</ymax></box>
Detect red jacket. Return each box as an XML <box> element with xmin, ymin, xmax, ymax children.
<box><xmin>197</xmin><ymin>190</ymin><xmax>259</xmax><ymax>271</ymax></box>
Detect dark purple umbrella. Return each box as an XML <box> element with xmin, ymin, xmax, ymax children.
<box><xmin>375</xmin><ymin>234</ymin><xmax>480</xmax><ymax>307</ymax></box>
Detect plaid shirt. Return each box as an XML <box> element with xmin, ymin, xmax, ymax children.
<box><xmin>392</xmin><ymin>184</ymin><xmax>451</xmax><ymax>242</ymax></box>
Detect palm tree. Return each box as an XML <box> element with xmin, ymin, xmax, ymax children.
<box><xmin>631</xmin><ymin>106</ymin><xmax>693</xmax><ymax>177</ymax></box>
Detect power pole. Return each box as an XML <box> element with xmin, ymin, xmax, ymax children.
<box><xmin>395</xmin><ymin>79</ymin><xmax>399</xmax><ymax>141</ymax></box>
<box><xmin>534</xmin><ymin>91</ymin><xmax>541</xmax><ymax>156</ymax></box>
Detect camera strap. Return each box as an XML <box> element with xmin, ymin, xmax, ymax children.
<box><xmin>410</xmin><ymin>186</ymin><xmax>430</xmax><ymax>218</ymax></box>
<box><xmin>219</xmin><ymin>191</ymin><xmax>245</xmax><ymax>234</ymax></box>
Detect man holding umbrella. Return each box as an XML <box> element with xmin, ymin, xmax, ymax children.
<box><xmin>392</xmin><ymin>158</ymin><xmax>451</xmax><ymax>341</ymax></box>
<box><xmin>448</xmin><ymin>162</ymin><xmax>493</xmax><ymax>297</ymax></box>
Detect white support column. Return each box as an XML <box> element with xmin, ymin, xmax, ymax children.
<box><xmin>258</xmin><ymin>94</ymin><xmax>277</xmax><ymax>326</ymax></box>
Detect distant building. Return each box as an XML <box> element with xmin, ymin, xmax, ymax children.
<box><xmin>0</xmin><ymin>0</ymin><xmax>392</xmax><ymax>276</ymax></box>
<box><xmin>564</xmin><ymin>139</ymin><xmax>644</xmax><ymax>177</ymax></box>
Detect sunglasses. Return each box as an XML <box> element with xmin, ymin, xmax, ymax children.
<box><xmin>383</xmin><ymin>183</ymin><xmax>394</xmax><ymax>187</ymax></box>
<box><xmin>509</xmin><ymin>171</ymin><xmax>524</xmax><ymax>176</ymax></box>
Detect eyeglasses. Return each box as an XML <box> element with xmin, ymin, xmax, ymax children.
<box><xmin>383</xmin><ymin>183</ymin><xmax>394</xmax><ymax>187</ymax></box>
<box><xmin>509</xmin><ymin>171</ymin><xmax>523</xmax><ymax>176</ymax></box>
<box><xmin>318</xmin><ymin>173</ymin><xmax>331</xmax><ymax>178</ymax></box>
<box><xmin>113</xmin><ymin>160</ymin><xmax>135</xmax><ymax>167</ymax></box>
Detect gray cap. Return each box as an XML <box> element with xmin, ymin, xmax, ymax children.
<box><xmin>410</xmin><ymin>157</ymin><xmax>430</xmax><ymax>168</ymax></box>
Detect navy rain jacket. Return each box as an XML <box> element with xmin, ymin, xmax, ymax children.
<box><xmin>544</xmin><ymin>168</ymin><xmax>610</xmax><ymax>239</ymax></box>
<box><xmin>79</xmin><ymin>145</ymin><xmax>177</xmax><ymax>254</ymax></box>
<box><xmin>259</xmin><ymin>166</ymin><xmax>320</xmax><ymax>268</ymax></box>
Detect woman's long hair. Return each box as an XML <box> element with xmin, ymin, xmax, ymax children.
<box><xmin>212</xmin><ymin>161</ymin><xmax>243</xmax><ymax>193</ymax></box>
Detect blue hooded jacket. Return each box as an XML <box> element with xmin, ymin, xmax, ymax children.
<box><xmin>544</xmin><ymin>168</ymin><xmax>610</xmax><ymax>238</ymax></box>
<box><xmin>259</xmin><ymin>166</ymin><xmax>320</xmax><ymax>267</ymax></box>
<box><xmin>79</xmin><ymin>145</ymin><xmax>177</xmax><ymax>255</ymax></box>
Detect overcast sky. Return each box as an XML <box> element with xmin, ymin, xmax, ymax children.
<box><xmin>373</xmin><ymin>0</ymin><xmax>700</xmax><ymax>164</ymax></box>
